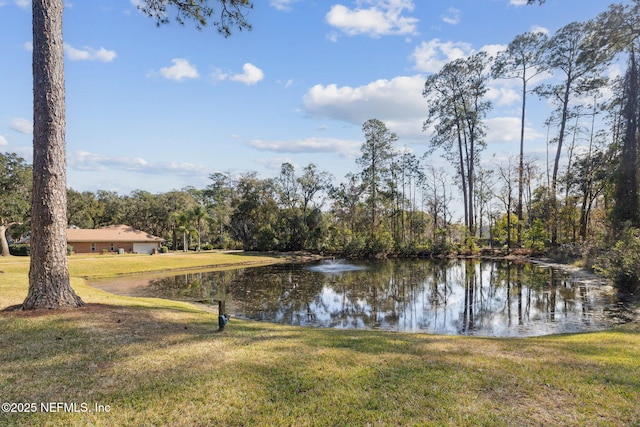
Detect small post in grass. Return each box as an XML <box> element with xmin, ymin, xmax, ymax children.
<box><xmin>214</xmin><ymin>299</ymin><xmax>229</xmax><ymax>332</ymax></box>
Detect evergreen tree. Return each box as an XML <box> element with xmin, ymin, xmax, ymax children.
<box><xmin>358</xmin><ymin>119</ymin><xmax>397</xmax><ymax>238</ymax></box>
<box><xmin>492</xmin><ymin>31</ymin><xmax>548</xmax><ymax>246</ymax></box>
<box><xmin>612</xmin><ymin>51</ymin><xmax>640</xmax><ymax>230</ymax></box>
<box><xmin>535</xmin><ymin>21</ymin><xmax>608</xmax><ymax>246</ymax></box>
<box><xmin>423</xmin><ymin>52</ymin><xmax>491</xmax><ymax>237</ymax></box>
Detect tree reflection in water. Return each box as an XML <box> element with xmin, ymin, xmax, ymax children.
<box><xmin>91</xmin><ymin>259</ymin><xmax>626</xmax><ymax>337</ymax></box>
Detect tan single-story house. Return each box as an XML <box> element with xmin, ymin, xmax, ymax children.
<box><xmin>67</xmin><ymin>225</ymin><xmax>164</xmax><ymax>254</ymax></box>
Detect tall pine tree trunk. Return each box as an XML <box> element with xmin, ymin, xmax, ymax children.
<box><xmin>613</xmin><ymin>50</ymin><xmax>640</xmax><ymax>231</ymax></box>
<box><xmin>551</xmin><ymin>79</ymin><xmax>572</xmax><ymax>247</ymax></box>
<box><xmin>23</xmin><ymin>0</ymin><xmax>84</xmax><ymax>309</ymax></box>
<box><xmin>517</xmin><ymin>80</ymin><xmax>527</xmax><ymax>247</ymax></box>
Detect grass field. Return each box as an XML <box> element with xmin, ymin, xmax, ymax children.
<box><xmin>0</xmin><ymin>251</ymin><xmax>285</xmax><ymax>278</ymax></box>
<box><xmin>1</xmin><ymin>252</ymin><xmax>639</xmax><ymax>426</ymax></box>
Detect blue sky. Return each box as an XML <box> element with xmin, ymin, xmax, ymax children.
<box><xmin>0</xmin><ymin>0</ymin><xmax>623</xmax><ymax>197</ymax></box>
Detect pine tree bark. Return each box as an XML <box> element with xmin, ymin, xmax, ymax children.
<box><xmin>22</xmin><ymin>0</ymin><xmax>84</xmax><ymax>309</ymax></box>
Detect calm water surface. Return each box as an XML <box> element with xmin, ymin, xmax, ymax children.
<box><xmin>90</xmin><ymin>258</ymin><xmax>626</xmax><ymax>337</ymax></box>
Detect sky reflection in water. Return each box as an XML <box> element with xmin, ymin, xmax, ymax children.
<box><xmin>90</xmin><ymin>259</ymin><xmax>623</xmax><ymax>337</ymax></box>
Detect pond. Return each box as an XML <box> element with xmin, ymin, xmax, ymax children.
<box><xmin>89</xmin><ymin>258</ymin><xmax>629</xmax><ymax>337</ymax></box>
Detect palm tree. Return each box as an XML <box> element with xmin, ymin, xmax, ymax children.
<box><xmin>191</xmin><ymin>205</ymin><xmax>209</xmax><ymax>251</ymax></box>
<box><xmin>175</xmin><ymin>212</ymin><xmax>197</xmax><ymax>252</ymax></box>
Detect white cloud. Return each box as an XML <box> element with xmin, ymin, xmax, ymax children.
<box><xmin>479</xmin><ymin>43</ymin><xmax>507</xmax><ymax>59</ymax></box>
<box><xmin>10</xmin><ymin>117</ymin><xmax>32</xmax><ymax>134</ymax></box>
<box><xmin>230</xmin><ymin>63</ymin><xmax>264</xmax><ymax>85</ymax></box>
<box><xmin>270</xmin><ymin>0</ymin><xmax>297</xmax><ymax>11</ymax></box>
<box><xmin>530</xmin><ymin>25</ymin><xmax>549</xmax><ymax>35</ymax></box>
<box><xmin>300</xmin><ymin>75</ymin><xmax>544</xmax><ymax>146</ymax></box>
<box><xmin>156</xmin><ymin>58</ymin><xmax>199</xmax><ymax>81</ymax></box>
<box><xmin>411</xmin><ymin>40</ymin><xmax>506</xmax><ymax>75</ymax></box>
<box><xmin>249</xmin><ymin>137</ymin><xmax>362</xmax><ymax>157</ymax></box>
<box><xmin>486</xmin><ymin>86</ymin><xmax>520</xmax><ymax>106</ymax></box>
<box><xmin>303</xmin><ymin>75</ymin><xmax>426</xmax><ymax>139</ymax></box>
<box><xmin>326</xmin><ymin>0</ymin><xmax>419</xmax><ymax>38</ymax></box>
<box><xmin>0</xmin><ymin>135</ymin><xmax>7</xmax><ymax>146</ymax></box>
<box><xmin>411</xmin><ymin>39</ymin><xmax>474</xmax><ymax>73</ymax></box>
<box><xmin>68</xmin><ymin>150</ymin><xmax>211</xmax><ymax>177</ymax></box>
<box><xmin>327</xmin><ymin>32</ymin><xmax>339</xmax><ymax>43</ymax></box>
<box><xmin>212</xmin><ymin>63</ymin><xmax>264</xmax><ymax>85</ymax></box>
<box><xmin>509</xmin><ymin>0</ymin><xmax>528</xmax><ymax>6</ymax></box>
<box><xmin>256</xmin><ymin>156</ymin><xmax>297</xmax><ymax>170</ymax></box>
<box><xmin>69</xmin><ymin>151</ymin><xmax>148</xmax><ymax>172</ymax></box>
<box><xmin>607</xmin><ymin>63</ymin><xmax>623</xmax><ymax>81</ymax></box>
<box><xmin>485</xmin><ymin>117</ymin><xmax>544</xmax><ymax>145</ymax></box>
<box><xmin>94</xmin><ymin>47</ymin><xmax>117</xmax><ymax>62</ymax></box>
<box><xmin>210</xmin><ymin>67</ymin><xmax>228</xmax><ymax>82</ymax></box>
<box><xmin>64</xmin><ymin>43</ymin><xmax>117</xmax><ymax>62</ymax></box>
<box><xmin>441</xmin><ymin>7</ymin><xmax>460</xmax><ymax>25</ymax></box>
<box><xmin>280</xmin><ymin>79</ymin><xmax>294</xmax><ymax>88</ymax></box>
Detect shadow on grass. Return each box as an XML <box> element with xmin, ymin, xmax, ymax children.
<box><xmin>0</xmin><ymin>303</ymin><xmax>468</xmax><ymax>425</ymax></box>
<box><xmin>1</xmin><ymin>302</ymin><xmax>640</xmax><ymax>426</ymax></box>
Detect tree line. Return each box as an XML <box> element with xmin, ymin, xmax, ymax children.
<box><xmin>4</xmin><ymin>0</ymin><xmax>640</xmax><ymax>301</ymax></box>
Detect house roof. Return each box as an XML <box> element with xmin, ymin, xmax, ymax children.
<box><xmin>66</xmin><ymin>225</ymin><xmax>164</xmax><ymax>243</ymax></box>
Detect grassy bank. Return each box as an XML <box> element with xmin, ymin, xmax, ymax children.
<box><xmin>1</xmin><ymin>254</ymin><xmax>639</xmax><ymax>426</ymax></box>
<box><xmin>0</xmin><ymin>251</ymin><xmax>286</xmax><ymax>279</ymax></box>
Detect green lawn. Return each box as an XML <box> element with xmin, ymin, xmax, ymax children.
<box><xmin>1</xmin><ymin>253</ymin><xmax>639</xmax><ymax>426</ymax></box>
<box><xmin>0</xmin><ymin>251</ymin><xmax>284</xmax><ymax>278</ymax></box>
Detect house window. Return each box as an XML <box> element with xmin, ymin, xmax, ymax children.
<box><xmin>110</xmin><ymin>243</ymin><xmax>115</xmax><ymax>252</ymax></box>
<box><xmin>91</xmin><ymin>243</ymin><xmax>96</xmax><ymax>252</ymax></box>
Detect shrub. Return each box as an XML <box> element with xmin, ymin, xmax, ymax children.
<box><xmin>552</xmin><ymin>243</ymin><xmax>581</xmax><ymax>264</ymax></box>
<box><xmin>524</xmin><ymin>219</ymin><xmax>548</xmax><ymax>252</ymax></box>
<box><xmin>596</xmin><ymin>227</ymin><xmax>640</xmax><ymax>293</ymax></box>
<box><xmin>429</xmin><ymin>228</ymin><xmax>454</xmax><ymax>256</ymax></box>
<box><xmin>365</xmin><ymin>231</ymin><xmax>393</xmax><ymax>256</ymax></box>
<box><xmin>342</xmin><ymin>234</ymin><xmax>366</xmax><ymax>257</ymax></box>
<box><xmin>159</xmin><ymin>246</ymin><xmax>169</xmax><ymax>254</ymax></box>
<box><xmin>9</xmin><ymin>244</ymin><xmax>30</xmax><ymax>256</ymax></box>
<box><xmin>255</xmin><ymin>225</ymin><xmax>278</xmax><ymax>251</ymax></box>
